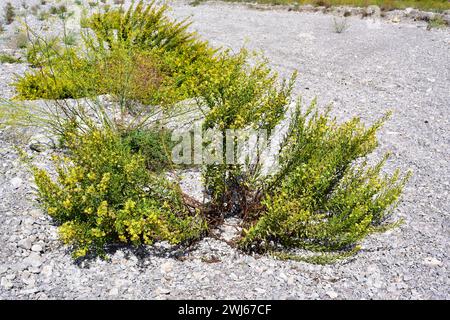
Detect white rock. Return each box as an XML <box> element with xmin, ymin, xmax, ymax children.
<box><xmin>0</xmin><ymin>265</ymin><xmax>8</xmax><ymax>274</ymax></box>
<box><xmin>326</xmin><ymin>290</ymin><xmax>338</xmax><ymax>299</ymax></box>
<box><xmin>255</xmin><ymin>287</ymin><xmax>266</xmax><ymax>294</ymax></box>
<box><xmin>109</xmin><ymin>287</ymin><xmax>119</xmax><ymax>296</ymax></box>
<box><xmin>31</xmin><ymin>244</ymin><xmax>43</xmax><ymax>252</ymax></box>
<box><xmin>5</xmin><ymin>273</ymin><xmax>16</xmax><ymax>280</ymax></box>
<box><xmin>41</xmin><ymin>265</ymin><xmax>53</xmax><ymax>278</ymax></box>
<box><xmin>1</xmin><ymin>277</ymin><xmax>13</xmax><ymax>289</ymax></box>
<box><xmin>423</xmin><ymin>257</ymin><xmax>443</xmax><ymax>267</ymax></box>
<box><xmin>160</xmin><ymin>261</ymin><xmax>173</xmax><ymax>274</ymax></box>
<box><xmin>155</xmin><ymin>287</ymin><xmax>170</xmax><ymax>295</ymax></box>
<box><xmin>18</xmin><ymin>238</ymin><xmax>32</xmax><ymax>250</ymax></box>
<box><xmin>10</xmin><ymin>177</ymin><xmax>23</xmax><ymax>189</ymax></box>
<box><xmin>23</xmin><ymin>252</ymin><xmax>43</xmax><ymax>268</ymax></box>
<box><xmin>20</xmin><ymin>288</ymin><xmax>40</xmax><ymax>295</ymax></box>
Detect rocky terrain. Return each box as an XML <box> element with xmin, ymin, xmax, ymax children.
<box><xmin>0</xmin><ymin>0</ymin><xmax>449</xmax><ymax>299</ymax></box>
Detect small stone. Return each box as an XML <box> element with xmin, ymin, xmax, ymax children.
<box><xmin>23</xmin><ymin>252</ymin><xmax>43</xmax><ymax>268</ymax></box>
<box><xmin>423</xmin><ymin>257</ymin><xmax>443</xmax><ymax>267</ymax></box>
<box><xmin>18</xmin><ymin>238</ymin><xmax>32</xmax><ymax>250</ymax></box>
<box><xmin>29</xmin><ymin>266</ymin><xmax>41</xmax><ymax>274</ymax></box>
<box><xmin>10</xmin><ymin>177</ymin><xmax>23</xmax><ymax>189</ymax></box>
<box><xmin>255</xmin><ymin>287</ymin><xmax>266</xmax><ymax>294</ymax></box>
<box><xmin>1</xmin><ymin>277</ymin><xmax>13</xmax><ymax>289</ymax></box>
<box><xmin>160</xmin><ymin>261</ymin><xmax>173</xmax><ymax>274</ymax></box>
<box><xmin>0</xmin><ymin>265</ymin><xmax>8</xmax><ymax>274</ymax></box>
<box><xmin>20</xmin><ymin>288</ymin><xmax>39</xmax><ymax>295</ymax></box>
<box><xmin>366</xmin><ymin>5</ymin><xmax>380</xmax><ymax>17</ymax></box>
<box><xmin>5</xmin><ymin>273</ymin><xmax>16</xmax><ymax>280</ymax></box>
<box><xmin>41</xmin><ymin>265</ymin><xmax>53</xmax><ymax>278</ymax></box>
<box><xmin>155</xmin><ymin>287</ymin><xmax>170</xmax><ymax>295</ymax></box>
<box><xmin>326</xmin><ymin>290</ymin><xmax>338</xmax><ymax>299</ymax></box>
<box><xmin>31</xmin><ymin>244</ymin><xmax>43</xmax><ymax>252</ymax></box>
<box><xmin>109</xmin><ymin>287</ymin><xmax>119</xmax><ymax>296</ymax></box>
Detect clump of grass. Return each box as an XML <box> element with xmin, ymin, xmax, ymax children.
<box><xmin>0</xmin><ymin>53</ymin><xmax>21</xmax><ymax>63</ymax></box>
<box><xmin>63</xmin><ymin>32</ymin><xmax>77</xmax><ymax>46</ymax></box>
<box><xmin>14</xmin><ymin>31</ymin><xmax>29</xmax><ymax>49</ymax></box>
<box><xmin>332</xmin><ymin>17</ymin><xmax>349</xmax><ymax>33</ymax></box>
<box><xmin>114</xmin><ymin>0</ymin><xmax>125</xmax><ymax>4</ymax></box>
<box><xmin>30</xmin><ymin>5</ymin><xmax>41</xmax><ymax>17</ymax></box>
<box><xmin>38</xmin><ymin>10</ymin><xmax>50</xmax><ymax>21</ymax></box>
<box><xmin>190</xmin><ymin>0</ymin><xmax>206</xmax><ymax>6</ymax></box>
<box><xmin>427</xmin><ymin>15</ymin><xmax>447</xmax><ymax>30</ymax></box>
<box><xmin>49</xmin><ymin>5</ymin><xmax>67</xmax><ymax>15</ymax></box>
<box><xmin>4</xmin><ymin>2</ymin><xmax>16</xmax><ymax>25</ymax></box>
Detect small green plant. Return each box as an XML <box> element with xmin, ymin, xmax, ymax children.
<box><xmin>0</xmin><ymin>53</ymin><xmax>21</xmax><ymax>63</ymax></box>
<box><xmin>332</xmin><ymin>17</ymin><xmax>349</xmax><ymax>33</ymax></box>
<box><xmin>14</xmin><ymin>31</ymin><xmax>29</xmax><ymax>49</ymax></box>
<box><xmin>63</xmin><ymin>32</ymin><xmax>77</xmax><ymax>46</ymax></box>
<box><xmin>32</xmin><ymin>128</ymin><xmax>205</xmax><ymax>258</ymax></box>
<box><xmin>190</xmin><ymin>0</ymin><xmax>206</xmax><ymax>6</ymax></box>
<box><xmin>427</xmin><ymin>15</ymin><xmax>447</xmax><ymax>30</ymax></box>
<box><xmin>121</xmin><ymin>128</ymin><xmax>176</xmax><ymax>172</ymax></box>
<box><xmin>30</xmin><ymin>5</ymin><xmax>41</xmax><ymax>16</ymax></box>
<box><xmin>38</xmin><ymin>10</ymin><xmax>50</xmax><ymax>21</ymax></box>
<box><xmin>5</xmin><ymin>2</ymin><xmax>15</xmax><ymax>25</ymax></box>
<box><xmin>49</xmin><ymin>5</ymin><xmax>67</xmax><ymax>15</ymax></box>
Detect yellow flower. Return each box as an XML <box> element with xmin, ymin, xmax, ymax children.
<box><xmin>62</xmin><ymin>198</ymin><xmax>72</xmax><ymax>210</ymax></box>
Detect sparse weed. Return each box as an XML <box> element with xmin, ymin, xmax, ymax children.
<box><xmin>427</xmin><ymin>15</ymin><xmax>447</xmax><ymax>30</ymax></box>
<box><xmin>333</xmin><ymin>17</ymin><xmax>349</xmax><ymax>33</ymax></box>
<box><xmin>5</xmin><ymin>2</ymin><xmax>16</xmax><ymax>25</ymax></box>
<box><xmin>14</xmin><ymin>31</ymin><xmax>29</xmax><ymax>49</ymax></box>
<box><xmin>0</xmin><ymin>53</ymin><xmax>21</xmax><ymax>63</ymax></box>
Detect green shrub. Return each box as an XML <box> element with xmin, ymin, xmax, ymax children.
<box><xmin>32</xmin><ymin>129</ymin><xmax>204</xmax><ymax>258</ymax></box>
<box><xmin>15</xmin><ymin>1</ymin><xmax>219</xmax><ymax>106</ymax></box>
<box><xmin>427</xmin><ymin>15</ymin><xmax>447</xmax><ymax>30</ymax></box>
<box><xmin>238</xmin><ymin>103</ymin><xmax>411</xmax><ymax>258</ymax></box>
<box><xmin>121</xmin><ymin>128</ymin><xmax>176</xmax><ymax>172</ymax></box>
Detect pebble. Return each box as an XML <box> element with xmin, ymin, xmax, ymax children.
<box><xmin>1</xmin><ymin>277</ymin><xmax>14</xmax><ymax>289</ymax></box>
<box><xmin>326</xmin><ymin>290</ymin><xmax>338</xmax><ymax>299</ymax></box>
<box><xmin>423</xmin><ymin>257</ymin><xmax>443</xmax><ymax>267</ymax></box>
<box><xmin>18</xmin><ymin>238</ymin><xmax>32</xmax><ymax>250</ymax></box>
<box><xmin>31</xmin><ymin>244</ymin><xmax>43</xmax><ymax>252</ymax></box>
<box><xmin>23</xmin><ymin>252</ymin><xmax>43</xmax><ymax>268</ymax></box>
<box><xmin>10</xmin><ymin>177</ymin><xmax>23</xmax><ymax>189</ymax></box>
<box><xmin>160</xmin><ymin>261</ymin><xmax>173</xmax><ymax>274</ymax></box>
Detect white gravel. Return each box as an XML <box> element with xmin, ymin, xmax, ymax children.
<box><xmin>0</xmin><ymin>0</ymin><xmax>449</xmax><ymax>299</ymax></box>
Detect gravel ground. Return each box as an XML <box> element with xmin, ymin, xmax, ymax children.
<box><xmin>0</xmin><ymin>0</ymin><xmax>449</xmax><ymax>299</ymax></box>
